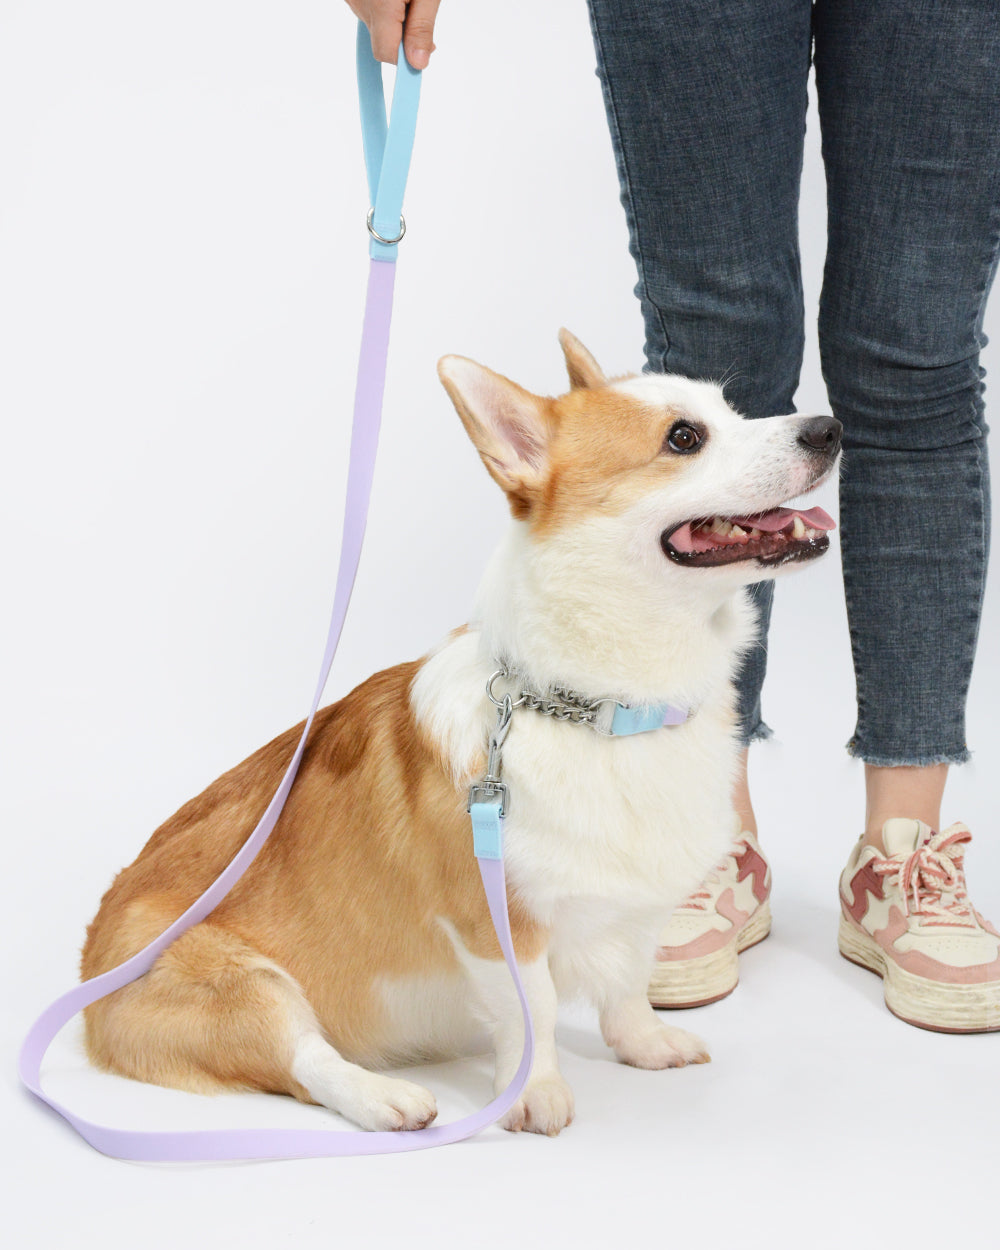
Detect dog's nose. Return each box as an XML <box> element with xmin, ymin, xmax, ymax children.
<box><xmin>797</xmin><ymin>415</ymin><xmax>842</xmax><ymax>455</ymax></box>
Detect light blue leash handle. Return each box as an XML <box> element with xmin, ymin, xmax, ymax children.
<box><xmin>357</xmin><ymin>24</ymin><xmax>422</xmax><ymax>260</ymax></box>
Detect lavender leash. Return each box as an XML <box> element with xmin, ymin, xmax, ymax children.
<box><xmin>18</xmin><ymin>26</ymin><xmax>535</xmax><ymax>1162</ymax></box>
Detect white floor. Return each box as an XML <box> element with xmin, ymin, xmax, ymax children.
<box><xmin>6</xmin><ymin>715</ymin><xmax>1000</xmax><ymax>1250</ymax></box>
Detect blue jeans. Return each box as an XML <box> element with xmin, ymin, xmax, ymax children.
<box><xmin>587</xmin><ymin>0</ymin><xmax>1000</xmax><ymax>764</ymax></box>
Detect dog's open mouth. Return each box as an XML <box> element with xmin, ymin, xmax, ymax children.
<box><xmin>662</xmin><ymin>506</ymin><xmax>836</xmax><ymax>567</ymax></box>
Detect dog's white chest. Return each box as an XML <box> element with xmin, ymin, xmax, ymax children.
<box><xmin>498</xmin><ymin>706</ymin><xmax>738</xmax><ymax>922</ymax></box>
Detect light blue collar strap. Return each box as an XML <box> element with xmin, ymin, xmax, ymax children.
<box><xmin>607</xmin><ymin>701</ymin><xmax>691</xmax><ymax>735</ymax></box>
<box><xmin>356</xmin><ymin>23</ymin><xmax>421</xmax><ymax>260</ymax></box>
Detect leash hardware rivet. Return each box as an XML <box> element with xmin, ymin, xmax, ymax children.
<box><xmin>366</xmin><ymin>207</ymin><xmax>406</xmax><ymax>245</ymax></box>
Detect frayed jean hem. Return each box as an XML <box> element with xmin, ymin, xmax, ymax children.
<box><xmin>741</xmin><ymin>722</ymin><xmax>775</xmax><ymax>749</ymax></box>
<box><xmin>845</xmin><ymin>741</ymin><xmax>972</xmax><ymax>767</ymax></box>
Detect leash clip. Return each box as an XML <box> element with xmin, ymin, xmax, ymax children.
<box><xmin>468</xmin><ymin>692</ymin><xmax>514</xmax><ymax>818</ymax></box>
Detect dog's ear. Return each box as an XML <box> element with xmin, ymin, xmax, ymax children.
<box><xmin>438</xmin><ymin>356</ymin><xmax>554</xmax><ymax>517</ymax></box>
<box><xmin>558</xmin><ymin>328</ymin><xmax>606</xmax><ymax>390</ymax></box>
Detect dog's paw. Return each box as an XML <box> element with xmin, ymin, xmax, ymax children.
<box><xmin>500</xmin><ymin>1075</ymin><xmax>575</xmax><ymax>1137</ymax></box>
<box><xmin>341</xmin><ymin>1072</ymin><xmax>439</xmax><ymax>1132</ymax></box>
<box><xmin>614</xmin><ymin>1023</ymin><xmax>711</xmax><ymax>1070</ymax></box>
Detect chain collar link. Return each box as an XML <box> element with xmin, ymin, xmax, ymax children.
<box><xmin>518</xmin><ymin>687</ymin><xmax>606</xmax><ymax>725</ymax></box>
<box><xmin>486</xmin><ymin>661</ymin><xmax>693</xmax><ymax>737</ymax></box>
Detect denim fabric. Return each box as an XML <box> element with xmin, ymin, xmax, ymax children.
<box><xmin>587</xmin><ymin>0</ymin><xmax>1000</xmax><ymax>763</ymax></box>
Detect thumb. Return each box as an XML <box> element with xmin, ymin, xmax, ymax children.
<box><xmin>402</xmin><ymin>0</ymin><xmax>441</xmax><ymax>69</ymax></box>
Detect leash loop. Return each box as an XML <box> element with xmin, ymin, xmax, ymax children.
<box><xmin>356</xmin><ymin>24</ymin><xmax>421</xmax><ymax>260</ymax></box>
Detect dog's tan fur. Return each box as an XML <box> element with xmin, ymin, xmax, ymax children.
<box><xmin>82</xmin><ymin>660</ymin><xmax>545</xmax><ymax>1100</ymax></box>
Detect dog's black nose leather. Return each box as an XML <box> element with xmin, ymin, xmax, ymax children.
<box><xmin>797</xmin><ymin>415</ymin><xmax>842</xmax><ymax>455</ymax></box>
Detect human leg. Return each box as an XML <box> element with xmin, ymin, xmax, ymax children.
<box><xmin>815</xmin><ymin>0</ymin><xmax>1000</xmax><ymax>1028</ymax></box>
<box><xmin>815</xmin><ymin>0</ymin><xmax>999</xmax><ymax>777</ymax></box>
<box><xmin>586</xmin><ymin>0</ymin><xmax>815</xmax><ymax>748</ymax></box>
<box><xmin>864</xmin><ymin>762</ymin><xmax>948</xmax><ymax>846</ymax></box>
<box><xmin>732</xmin><ymin>747</ymin><xmax>757</xmax><ymax>836</ymax></box>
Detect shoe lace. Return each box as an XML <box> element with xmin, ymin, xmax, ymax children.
<box><xmin>682</xmin><ymin>837</ymin><xmax>749</xmax><ymax>912</ymax></box>
<box><xmin>872</xmin><ymin>827</ymin><xmax>975</xmax><ymax>927</ymax></box>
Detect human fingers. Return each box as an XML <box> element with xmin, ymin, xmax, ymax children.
<box><xmin>344</xmin><ymin>1</ymin><xmax>407</xmax><ymax>66</ymax></box>
<box><xmin>402</xmin><ymin>0</ymin><xmax>441</xmax><ymax>70</ymax></box>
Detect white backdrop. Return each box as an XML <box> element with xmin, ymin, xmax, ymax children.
<box><xmin>3</xmin><ymin>2</ymin><xmax>999</xmax><ymax>1247</ymax></box>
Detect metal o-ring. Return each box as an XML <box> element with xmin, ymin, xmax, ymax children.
<box><xmin>366</xmin><ymin>207</ymin><xmax>406</xmax><ymax>245</ymax></box>
<box><xmin>486</xmin><ymin>669</ymin><xmax>526</xmax><ymax>709</ymax></box>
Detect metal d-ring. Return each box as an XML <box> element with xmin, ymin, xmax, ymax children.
<box><xmin>366</xmin><ymin>207</ymin><xmax>406</xmax><ymax>245</ymax></box>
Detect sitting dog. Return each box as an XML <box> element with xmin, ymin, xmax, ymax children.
<box><xmin>82</xmin><ymin>331</ymin><xmax>839</xmax><ymax>1136</ymax></box>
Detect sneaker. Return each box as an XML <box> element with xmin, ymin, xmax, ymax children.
<box><xmin>838</xmin><ymin>819</ymin><xmax>1000</xmax><ymax>1033</ymax></box>
<box><xmin>647</xmin><ymin>831</ymin><xmax>772</xmax><ymax>1009</ymax></box>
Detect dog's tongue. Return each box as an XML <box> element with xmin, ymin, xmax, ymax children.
<box><xmin>744</xmin><ymin>506</ymin><xmax>835</xmax><ymax>532</ymax></box>
<box><xmin>669</xmin><ymin>506</ymin><xmax>836</xmax><ymax>555</ymax></box>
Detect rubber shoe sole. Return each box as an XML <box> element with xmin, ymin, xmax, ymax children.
<box><xmin>838</xmin><ymin>912</ymin><xmax>1000</xmax><ymax>1034</ymax></box>
<box><xmin>648</xmin><ymin>901</ymin><xmax>772</xmax><ymax>1009</ymax></box>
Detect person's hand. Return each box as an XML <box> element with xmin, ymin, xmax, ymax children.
<box><xmin>345</xmin><ymin>1</ymin><xmax>442</xmax><ymax>69</ymax></box>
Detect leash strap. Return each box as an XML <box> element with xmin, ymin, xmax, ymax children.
<box><xmin>18</xmin><ymin>23</ymin><xmax>535</xmax><ymax>1162</ymax></box>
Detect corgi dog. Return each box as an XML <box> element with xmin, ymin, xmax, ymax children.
<box><xmin>81</xmin><ymin>331</ymin><xmax>840</xmax><ymax>1137</ymax></box>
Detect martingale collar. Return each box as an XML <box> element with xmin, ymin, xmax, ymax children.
<box><xmin>488</xmin><ymin>666</ymin><xmax>693</xmax><ymax>737</ymax></box>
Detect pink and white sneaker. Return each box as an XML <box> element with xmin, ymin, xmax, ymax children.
<box><xmin>648</xmin><ymin>831</ymin><xmax>772</xmax><ymax>1009</ymax></box>
<box><xmin>839</xmin><ymin>819</ymin><xmax>1000</xmax><ymax>1033</ymax></box>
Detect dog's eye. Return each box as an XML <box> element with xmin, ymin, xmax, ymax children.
<box><xmin>664</xmin><ymin>422</ymin><xmax>704</xmax><ymax>454</ymax></box>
